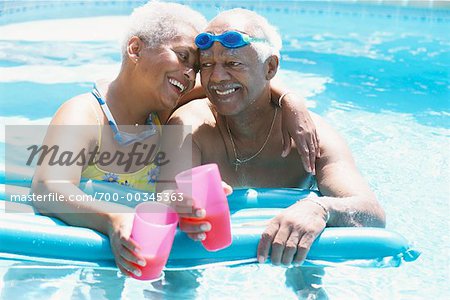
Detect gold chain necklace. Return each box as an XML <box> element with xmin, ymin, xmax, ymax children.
<box><xmin>225</xmin><ymin>107</ymin><xmax>278</xmax><ymax>171</ymax></box>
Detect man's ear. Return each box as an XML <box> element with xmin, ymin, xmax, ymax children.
<box><xmin>127</xmin><ymin>36</ymin><xmax>144</xmax><ymax>63</ymax></box>
<box><xmin>264</xmin><ymin>55</ymin><xmax>279</xmax><ymax>80</ymax></box>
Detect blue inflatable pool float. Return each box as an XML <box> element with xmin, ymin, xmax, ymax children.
<box><xmin>0</xmin><ymin>173</ymin><xmax>420</xmax><ymax>269</ymax></box>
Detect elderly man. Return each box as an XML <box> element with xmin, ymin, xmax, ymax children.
<box><xmin>166</xmin><ymin>8</ymin><xmax>386</xmax><ymax>268</ymax></box>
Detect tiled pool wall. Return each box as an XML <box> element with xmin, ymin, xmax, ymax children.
<box><xmin>0</xmin><ymin>0</ymin><xmax>449</xmax><ymax>26</ymax></box>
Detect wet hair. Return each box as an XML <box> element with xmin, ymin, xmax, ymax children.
<box><xmin>122</xmin><ymin>1</ymin><xmax>207</xmax><ymax>55</ymax></box>
<box><xmin>210</xmin><ymin>8</ymin><xmax>282</xmax><ymax>62</ymax></box>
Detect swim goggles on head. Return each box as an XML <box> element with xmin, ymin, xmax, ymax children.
<box><xmin>195</xmin><ymin>31</ymin><xmax>266</xmax><ymax>50</ymax></box>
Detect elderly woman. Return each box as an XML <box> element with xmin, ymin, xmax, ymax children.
<box><xmin>31</xmin><ymin>1</ymin><xmax>318</xmax><ymax>277</ymax></box>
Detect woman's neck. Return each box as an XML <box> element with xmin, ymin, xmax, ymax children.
<box><xmin>102</xmin><ymin>75</ymin><xmax>155</xmax><ymax>125</ymax></box>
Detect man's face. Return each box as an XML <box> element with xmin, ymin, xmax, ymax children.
<box><xmin>199</xmin><ymin>20</ymin><xmax>269</xmax><ymax>115</ymax></box>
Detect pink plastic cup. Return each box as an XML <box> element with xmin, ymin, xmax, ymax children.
<box><xmin>175</xmin><ymin>163</ymin><xmax>232</xmax><ymax>251</ymax></box>
<box><xmin>130</xmin><ymin>202</ymin><xmax>179</xmax><ymax>280</ymax></box>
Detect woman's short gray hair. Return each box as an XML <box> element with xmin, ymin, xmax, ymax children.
<box><xmin>211</xmin><ymin>8</ymin><xmax>282</xmax><ymax>62</ymax></box>
<box><xmin>122</xmin><ymin>1</ymin><xmax>207</xmax><ymax>54</ymax></box>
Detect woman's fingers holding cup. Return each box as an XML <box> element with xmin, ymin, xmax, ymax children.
<box><xmin>120</xmin><ymin>235</ymin><xmax>141</xmax><ymax>254</ymax></box>
<box><xmin>117</xmin><ymin>253</ymin><xmax>143</xmax><ymax>278</ymax></box>
<box><xmin>119</xmin><ymin>244</ymin><xmax>146</xmax><ymax>268</ymax></box>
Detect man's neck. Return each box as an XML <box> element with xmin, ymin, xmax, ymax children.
<box><xmin>223</xmin><ymin>90</ymin><xmax>278</xmax><ymax>143</ymax></box>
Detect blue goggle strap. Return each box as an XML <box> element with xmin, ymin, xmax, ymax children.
<box><xmin>197</xmin><ymin>32</ymin><xmax>266</xmax><ymax>49</ymax></box>
<box><xmin>91</xmin><ymin>85</ymin><xmax>121</xmax><ymax>138</ymax></box>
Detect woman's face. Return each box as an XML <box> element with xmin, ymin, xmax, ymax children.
<box><xmin>137</xmin><ymin>25</ymin><xmax>199</xmax><ymax>110</ymax></box>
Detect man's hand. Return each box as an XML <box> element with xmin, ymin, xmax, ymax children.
<box><xmin>168</xmin><ymin>182</ymin><xmax>233</xmax><ymax>241</ymax></box>
<box><xmin>257</xmin><ymin>197</ymin><xmax>328</xmax><ymax>266</ymax></box>
<box><xmin>171</xmin><ymin>192</ymin><xmax>210</xmax><ymax>241</ymax></box>
<box><xmin>280</xmin><ymin>94</ymin><xmax>320</xmax><ymax>174</ymax></box>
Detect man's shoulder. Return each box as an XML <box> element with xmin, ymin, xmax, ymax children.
<box><xmin>168</xmin><ymin>98</ymin><xmax>216</xmax><ymax>130</ymax></box>
<box><xmin>309</xmin><ymin>111</ymin><xmax>353</xmax><ymax>161</ymax></box>
<box><xmin>310</xmin><ymin>112</ymin><xmax>340</xmax><ymax>140</ymax></box>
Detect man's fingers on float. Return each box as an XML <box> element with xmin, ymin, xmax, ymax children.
<box><xmin>281</xmin><ymin>232</ymin><xmax>300</xmax><ymax>266</ymax></box>
<box><xmin>270</xmin><ymin>226</ymin><xmax>291</xmax><ymax>265</ymax></box>
<box><xmin>179</xmin><ymin>221</ymin><xmax>211</xmax><ymax>233</ymax></box>
<box><xmin>257</xmin><ymin>222</ymin><xmax>279</xmax><ymax>263</ymax></box>
<box><xmin>293</xmin><ymin>232</ymin><xmax>317</xmax><ymax>265</ymax></box>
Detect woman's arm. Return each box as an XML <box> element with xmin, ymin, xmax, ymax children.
<box><xmin>31</xmin><ymin>96</ymin><xmax>145</xmax><ymax>277</ymax></box>
<box><xmin>270</xmin><ymin>79</ymin><xmax>320</xmax><ymax>174</ymax></box>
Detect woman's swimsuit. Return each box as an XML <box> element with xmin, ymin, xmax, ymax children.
<box><xmin>81</xmin><ymin>85</ymin><xmax>162</xmax><ymax>192</ymax></box>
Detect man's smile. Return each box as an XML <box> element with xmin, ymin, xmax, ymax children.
<box><xmin>210</xmin><ymin>83</ymin><xmax>242</xmax><ymax>99</ymax></box>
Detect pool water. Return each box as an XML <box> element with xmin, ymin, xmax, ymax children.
<box><xmin>1</xmin><ymin>1</ymin><xmax>449</xmax><ymax>299</ymax></box>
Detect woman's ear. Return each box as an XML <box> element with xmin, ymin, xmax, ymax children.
<box><xmin>127</xmin><ymin>36</ymin><xmax>144</xmax><ymax>63</ymax></box>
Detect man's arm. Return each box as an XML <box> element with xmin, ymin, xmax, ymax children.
<box><xmin>313</xmin><ymin>115</ymin><xmax>385</xmax><ymax>227</ymax></box>
<box><xmin>257</xmin><ymin>114</ymin><xmax>385</xmax><ymax>266</ymax></box>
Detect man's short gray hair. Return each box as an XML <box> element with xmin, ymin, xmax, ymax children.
<box><xmin>122</xmin><ymin>1</ymin><xmax>207</xmax><ymax>54</ymax></box>
<box><xmin>211</xmin><ymin>8</ymin><xmax>282</xmax><ymax>62</ymax></box>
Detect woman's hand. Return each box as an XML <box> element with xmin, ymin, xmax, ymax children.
<box><xmin>279</xmin><ymin>94</ymin><xmax>320</xmax><ymax>174</ymax></box>
<box><xmin>107</xmin><ymin>213</ymin><xmax>146</xmax><ymax>277</ymax></box>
